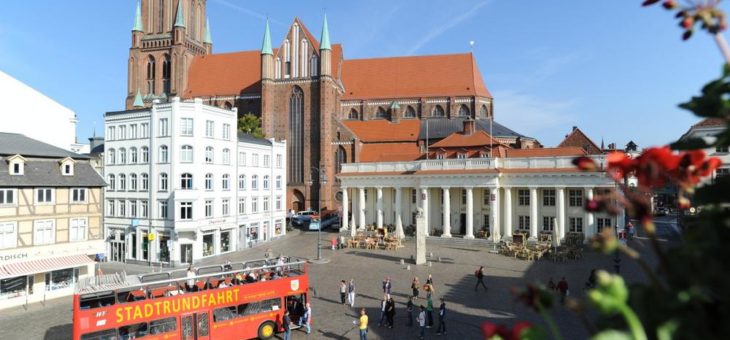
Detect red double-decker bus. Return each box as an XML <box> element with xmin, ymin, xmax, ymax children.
<box><xmin>72</xmin><ymin>257</ymin><xmax>310</xmax><ymax>340</ymax></box>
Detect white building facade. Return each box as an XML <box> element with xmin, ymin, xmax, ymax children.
<box><xmin>104</xmin><ymin>98</ymin><xmax>286</xmax><ymax>266</ymax></box>
<box><xmin>338</xmin><ymin>156</ymin><xmax>619</xmax><ymax>243</ymax></box>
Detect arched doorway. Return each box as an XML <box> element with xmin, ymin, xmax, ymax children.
<box><xmin>290</xmin><ymin>189</ymin><xmax>305</xmax><ymax>212</ymax></box>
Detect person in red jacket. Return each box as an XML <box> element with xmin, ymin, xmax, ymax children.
<box><xmin>557</xmin><ymin>277</ymin><xmax>569</xmax><ymax>304</ymax></box>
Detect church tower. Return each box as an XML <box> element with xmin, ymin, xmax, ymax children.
<box><xmin>126</xmin><ymin>0</ymin><xmax>211</xmax><ymax>109</ymax></box>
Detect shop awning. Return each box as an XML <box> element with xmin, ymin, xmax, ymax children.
<box><xmin>0</xmin><ymin>254</ymin><xmax>94</xmax><ymax>279</ymax></box>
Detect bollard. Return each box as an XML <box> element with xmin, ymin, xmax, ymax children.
<box><xmin>428</xmin><ymin>261</ymin><xmax>432</xmax><ymax>267</ymax></box>
<box><xmin>438</xmin><ymin>256</ymin><xmax>442</xmax><ymax>262</ymax></box>
<box><xmin>407</xmin><ymin>265</ymin><xmax>411</xmax><ymax>271</ymax></box>
<box><xmin>400</xmin><ymin>259</ymin><xmax>405</xmax><ymax>266</ymax></box>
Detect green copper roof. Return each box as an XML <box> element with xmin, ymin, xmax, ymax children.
<box><xmin>390</xmin><ymin>101</ymin><xmax>400</xmax><ymax>110</ymax></box>
<box><xmin>132</xmin><ymin>1</ymin><xmax>144</xmax><ymax>32</ymax></box>
<box><xmin>204</xmin><ymin>17</ymin><xmax>212</xmax><ymax>44</ymax></box>
<box><xmin>133</xmin><ymin>89</ymin><xmax>144</xmax><ymax>107</ymax></box>
<box><xmin>174</xmin><ymin>0</ymin><xmax>185</xmax><ymax>28</ymax></box>
<box><xmin>261</xmin><ymin>19</ymin><xmax>273</xmax><ymax>55</ymax></box>
<box><xmin>320</xmin><ymin>14</ymin><xmax>331</xmax><ymax>50</ymax></box>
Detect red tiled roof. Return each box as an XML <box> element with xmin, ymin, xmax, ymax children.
<box><xmin>430</xmin><ymin>130</ymin><xmax>500</xmax><ymax>148</ymax></box>
<box><xmin>185</xmin><ymin>50</ymin><xmax>263</xmax><ymax>98</ymax></box>
<box><xmin>692</xmin><ymin>118</ymin><xmax>726</xmax><ymax>128</ymax></box>
<box><xmin>359</xmin><ymin>143</ymin><xmax>422</xmax><ymax>162</ymax></box>
<box><xmin>557</xmin><ymin>127</ymin><xmax>602</xmax><ymax>154</ymax></box>
<box><xmin>343</xmin><ymin>119</ymin><xmax>421</xmax><ymax>142</ymax></box>
<box><xmin>341</xmin><ymin>53</ymin><xmax>492</xmax><ymax>100</ymax></box>
<box><xmin>506</xmin><ymin>147</ymin><xmax>586</xmax><ymax>158</ymax></box>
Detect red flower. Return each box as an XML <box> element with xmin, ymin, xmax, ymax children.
<box><xmin>572</xmin><ymin>156</ymin><xmax>598</xmax><ymax>171</ymax></box>
<box><xmin>480</xmin><ymin>321</ymin><xmax>534</xmax><ymax>340</ymax></box>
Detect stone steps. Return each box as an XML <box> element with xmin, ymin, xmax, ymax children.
<box><xmin>425</xmin><ymin>236</ymin><xmax>495</xmax><ymax>248</ymax></box>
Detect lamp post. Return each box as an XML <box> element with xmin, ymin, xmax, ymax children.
<box><xmin>308</xmin><ymin>167</ymin><xmax>327</xmax><ymax>261</ymax></box>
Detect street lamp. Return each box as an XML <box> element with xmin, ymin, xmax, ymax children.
<box><xmin>308</xmin><ymin>167</ymin><xmax>327</xmax><ymax>261</ymax></box>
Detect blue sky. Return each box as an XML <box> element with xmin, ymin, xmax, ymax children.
<box><xmin>0</xmin><ymin>0</ymin><xmax>724</xmax><ymax>148</ymax></box>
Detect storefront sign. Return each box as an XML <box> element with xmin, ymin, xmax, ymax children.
<box><xmin>0</xmin><ymin>253</ymin><xmax>28</xmax><ymax>263</ymax></box>
<box><xmin>0</xmin><ymin>240</ymin><xmax>104</xmax><ymax>265</ymax></box>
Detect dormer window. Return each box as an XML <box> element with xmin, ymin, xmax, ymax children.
<box><xmin>457</xmin><ymin>153</ymin><xmax>467</xmax><ymax>159</ymax></box>
<box><xmin>6</xmin><ymin>154</ymin><xmax>26</xmax><ymax>176</ymax></box>
<box><xmin>436</xmin><ymin>153</ymin><xmax>445</xmax><ymax>160</ymax></box>
<box><xmin>59</xmin><ymin>157</ymin><xmax>75</xmax><ymax>176</ymax></box>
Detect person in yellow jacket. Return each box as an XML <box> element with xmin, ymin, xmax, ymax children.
<box><xmin>357</xmin><ymin>308</ymin><xmax>368</xmax><ymax>340</ymax></box>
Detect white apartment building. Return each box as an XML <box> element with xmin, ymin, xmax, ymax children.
<box><xmin>680</xmin><ymin>118</ymin><xmax>730</xmax><ymax>179</ymax></box>
<box><xmin>104</xmin><ymin>98</ymin><xmax>286</xmax><ymax>266</ymax></box>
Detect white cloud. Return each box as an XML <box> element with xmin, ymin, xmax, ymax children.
<box><xmin>212</xmin><ymin>0</ymin><xmax>287</xmax><ymax>26</ymax></box>
<box><xmin>405</xmin><ymin>0</ymin><xmax>491</xmax><ymax>55</ymax></box>
<box><xmin>493</xmin><ymin>90</ymin><xmax>578</xmax><ymax>145</ymax></box>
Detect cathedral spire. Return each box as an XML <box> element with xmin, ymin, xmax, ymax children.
<box><xmin>133</xmin><ymin>88</ymin><xmax>144</xmax><ymax>108</ymax></box>
<box><xmin>132</xmin><ymin>1</ymin><xmax>143</xmax><ymax>32</ymax></box>
<box><xmin>174</xmin><ymin>0</ymin><xmax>186</xmax><ymax>28</ymax></box>
<box><xmin>204</xmin><ymin>17</ymin><xmax>213</xmax><ymax>44</ymax></box>
<box><xmin>261</xmin><ymin>19</ymin><xmax>273</xmax><ymax>55</ymax></box>
<box><xmin>320</xmin><ymin>14</ymin><xmax>331</xmax><ymax>51</ymax></box>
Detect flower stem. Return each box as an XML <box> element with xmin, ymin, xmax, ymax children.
<box><xmin>618</xmin><ymin>303</ymin><xmax>647</xmax><ymax>340</ymax></box>
<box><xmin>537</xmin><ymin>302</ymin><xmax>564</xmax><ymax>340</ymax></box>
<box><xmin>617</xmin><ymin>245</ymin><xmax>667</xmax><ymax>292</ymax></box>
<box><xmin>713</xmin><ymin>33</ymin><xmax>730</xmax><ymax>65</ymax></box>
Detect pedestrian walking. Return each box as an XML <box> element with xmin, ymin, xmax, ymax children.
<box><xmin>547</xmin><ymin>277</ymin><xmax>556</xmax><ymax>291</ymax></box>
<box><xmin>340</xmin><ymin>280</ymin><xmax>347</xmax><ymax>304</ymax></box>
<box><xmin>382</xmin><ymin>277</ymin><xmax>392</xmax><ymax>295</ymax></box>
<box><xmin>406</xmin><ymin>296</ymin><xmax>415</xmax><ymax>327</ymax></box>
<box><xmin>417</xmin><ymin>305</ymin><xmax>426</xmax><ymax>339</ymax></box>
<box><xmin>424</xmin><ymin>283</ymin><xmax>435</xmax><ymax>299</ymax></box>
<box><xmin>298</xmin><ymin>302</ymin><xmax>311</xmax><ymax>334</ymax></box>
<box><xmin>627</xmin><ymin>222</ymin><xmax>636</xmax><ymax>241</ymax></box>
<box><xmin>411</xmin><ymin>277</ymin><xmax>420</xmax><ymax>299</ymax></box>
<box><xmin>348</xmin><ymin>278</ymin><xmax>357</xmax><ymax>307</ymax></box>
<box><xmin>436</xmin><ymin>298</ymin><xmax>446</xmax><ymax>335</ymax></box>
<box><xmin>475</xmin><ymin>266</ymin><xmax>488</xmax><ymax>291</ymax></box>
<box><xmin>386</xmin><ymin>296</ymin><xmax>396</xmax><ymax>329</ymax></box>
<box><xmin>282</xmin><ymin>310</ymin><xmax>292</xmax><ymax>340</ymax></box>
<box><xmin>557</xmin><ymin>277</ymin><xmax>569</xmax><ymax>304</ymax></box>
<box><xmin>186</xmin><ymin>266</ymin><xmax>196</xmax><ymax>292</ymax></box>
<box><xmin>379</xmin><ymin>294</ymin><xmax>388</xmax><ymax>327</ymax></box>
<box><xmin>426</xmin><ymin>296</ymin><xmax>434</xmax><ymax>328</ymax></box>
<box><xmin>357</xmin><ymin>308</ymin><xmax>369</xmax><ymax>340</ymax></box>
<box><xmin>426</xmin><ymin>274</ymin><xmax>433</xmax><ymax>286</ymax></box>
<box><xmin>584</xmin><ymin>270</ymin><xmax>597</xmax><ymax>290</ymax></box>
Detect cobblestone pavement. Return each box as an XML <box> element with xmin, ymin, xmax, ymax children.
<box><xmin>0</xmin><ymin>226</ymin><xmax>666</xmax><ymax>340</ymax></box>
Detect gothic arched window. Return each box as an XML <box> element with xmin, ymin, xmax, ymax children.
<box><xmin>480</xmin><ymin>104</ymin><xmax>490</xmax><ymax>118</ymax></box>
<box><xmin>431</xmin><ymin>105</ymin><xmax>445</xmax><ymax>117</ymax></box>
<box><xmin>289</xmin><ymin>86</ymin><xmax>304</xmax><ymax>183</ymax></box>
<box><xmin>189</xmin><ymin>0</ymin><xmax>197</xmax><ymax>40</ymax></box>
<box><xmin>404</xmin><ymin>106</ymin><xmax>417</xmax><ymax>118</ymax></box>
<box><xmin>458</xmin><ymin>104</ymin><xmax>470</xmax><ymax>117</ymax></box>
<box><xmin>348</xmin><ymin>109</ymin><xmax>359</xmax><ymax>120</ymax></box>
<box><xmin>162</xmin><ymin>54</ymin><xmax>171</xmax><ymax>94</ymax></box>
<box><xmin>146</xmin><ymin>56</ymin><xmax>156</xmax><ymax>95</ymax></box>
<box><xmin>376</xmin><ymin>106</ymin><xmax>390</xmax><ymax>120</ymax></box>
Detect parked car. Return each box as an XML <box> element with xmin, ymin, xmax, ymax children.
<box><xmin>654</xmin><ymin>207</ymin><xmax>669</xmax><ymax>216</ymax></box>
<box><xmin>291</xmin><ymin>210</ymin><xmax>316</xmax><ymax>226</ymax></box>
<box><xmin>320</xmin><ymin>214</ymin><xmax>341</xmax><ymax>230</ymax></box>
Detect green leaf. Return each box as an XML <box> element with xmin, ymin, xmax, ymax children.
<box><xmin>670</xmin><ymin>137</ymin><xmax>711</xmax><ymax>150</ymax></box>
<box><xmin>519</xmin><ymin>326</ymin><xmax>549</xmax><ymax>340</ymax></box>
<box><xmin>657</xmin><ymin>319</ymin><xmax>679</xmax><ymax>340</ymax></box>
<box><xmin>591</xmin><ymin>330</ymin><xmax>632</xmax><ymax>340</ymax></box>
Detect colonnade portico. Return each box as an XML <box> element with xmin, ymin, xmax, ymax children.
<box><xmin>339</xmin><ymin>183</ymin><xmax>608</xmax><ymax>243</ymax></box>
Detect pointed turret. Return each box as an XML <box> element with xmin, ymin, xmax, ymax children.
<box><xmin>204</xmin><ymin>17</ymin><xmax>213</xmax><ymax>44</ymax></box>
<box><xmin>320</xmin><ymin>14</ymin><xmax>331</xmax><ymax>51</ymax></box>
<box><xmin>132</xmin><ymin>1</ymin><xmax>143</xmax><ymax>32</ymax></box>
<box><xmin>133</xmin><ymin>89</ymin><xmax>144</xmax><ymax>108</ymax></box>
<box><xmin>174</xmin><ymin>0</ymin><xmax>185</xmax><ymax>28</ymax></box>
<box><xmin>261</xmin><ymin>19</ymin><xmax>273</xmax><ymax>55</ymax></box>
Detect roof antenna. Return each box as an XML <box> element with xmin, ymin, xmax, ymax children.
<box><xmin>469</xmin><ymin>40</ymin><xmax>475</xmax><ymax>54</ymax></box>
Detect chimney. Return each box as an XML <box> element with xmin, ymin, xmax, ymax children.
<box><xmin>572</xmin><ymin>126</ymin><xmax>578</xmax><ymax>131</ymax></box>
<box><xmin>463</xmin><ymin>117</ymin><xmax>475</xmax><ymax>135</ymax></box>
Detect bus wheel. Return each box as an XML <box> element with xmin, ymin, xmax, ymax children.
<box><xmin>257</xmin><ymin>320</ymin><xmax>276</xmax><ymax>339</ymax></box>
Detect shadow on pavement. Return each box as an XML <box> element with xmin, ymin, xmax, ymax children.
<box><xmin>44</xmin><ymin>323</ymin><xmax>72</xmax><ymax>340</ymax></box>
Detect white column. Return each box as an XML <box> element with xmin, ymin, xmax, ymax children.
<box><xmin>358</xmin><ymin>187</ymin><xmax>366</xmax><ymax>230</ymax></box>
<box><xmin>490</xmin><ymin>187</ymin><xmax>501</xmax><ymax>242</ymax></box>
<box><xmin>441</xmin><ymin>187</ymin><xmax>452</xmax><ymax>238</ymax></box>
<box><xmin>503</xmin><ymin>187</ymin><xmax>513</xmax><ymax>239</ymax></box>
<box><xmin>585</xmin><ymin>187</ymin><xmax>594</xmax><ymax>242</ymax></box>
<box><xmin>342</xmin><ymin>187</ymin><xmax>349</xmax><ymax>231</ymax></box>
<box><xmin>376</xmin><ymin>187</ymin><xmax>383</xmax><ymax>229</ymax></box>
<box><xmin>395</xmin><ymin>187</ymin><xmax>404</xmax><ymax>239</ymax></box>
<box><xmin>557</xmin><ymin>187</ymin><xmax>566</xmax><ymax>241</ymax></box>
<box><xmin>529</xmin><ymin>187</ymin><xmax>539</xmax><ymax>241</ymax></box>
<box><xmin>421</xmin><ymin>187</ymin><xmax>430</xmax><ymax>236</ymax></box>
<box><xmin>350</xmin><ymin>189</ymin><xmax>358</xmax><ymax>236</ymax></box>
<box><xmin>465</xmin><ymin>187</ymin><xmax>474</xmax><ymax>239</ymax></box>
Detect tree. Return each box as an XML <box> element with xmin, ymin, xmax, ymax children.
<box><xmin>238</xmin><ymin>112</ymin><xmax>264</xmax><ymax>139</ymax></box>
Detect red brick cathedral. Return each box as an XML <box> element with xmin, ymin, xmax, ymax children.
<box><xmin>125</xmin><ymin>0</ymin><xmax>524</xmax><ymax>213</ymax></box>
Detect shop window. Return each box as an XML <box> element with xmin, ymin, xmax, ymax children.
<box><xmin>45</xmin><ymin>268</ymin><xmax>78</xmax><ymax>291</ymax></box>
<box><xmin>203</xmin><ymin>234</ymin><xmax>214</xmax><ymax>256</ymax></box>
<box><xmin>221</xmin><ymin>231</ymin><xmax>231</xmax><ymax>253</ymax></box>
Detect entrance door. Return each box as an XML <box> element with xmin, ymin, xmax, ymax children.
<box><xmin>181</xmin><ymin>312</ymin><xmax>210</xmax><ymax>340</ymax></box>
<box><xmin>460</xmin><ymin>214</ymin><xmax>466</xmax><ymax>235</ymax></box>
<box><xmin>111</xmin><ymin>242</ymin><xmax>126</xmax><ymax>262</ymax></box>
<box><xmin>181</xmin><ymin>244</ymin><xmax>193</xmax><ymax>264</ymax></box>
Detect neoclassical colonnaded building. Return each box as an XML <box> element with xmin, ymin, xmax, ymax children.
<box><xmin>123</xmin><ymin>0</ymin><xmax>546</xmax><ymax>213</ymax></box>
<box><xmin>337</xmin><ymin>121</ymin><xmax>620</xmax><ymax>243</ymax></box>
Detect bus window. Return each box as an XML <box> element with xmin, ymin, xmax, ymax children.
<box><xmin>197</xmin><ymin>312</ymin><xmax>210</xmax><ymax>337</ymax></box>
<box><xmin>149</xmin><ymin>317</ymin><xmax>177</xmax><ymax>335</ymax></box>
<box><xmin>119</xmin><ymin>322</ymin><xmax>148</xmax><ymax>340</ymax></box>
<box><xmin>80</xmin><ymin>291</ymin><xmax>116</xmax><ymax>309</ymax></box>
<box><xmin>80</xmin><ymin>329</ymin><xmax>117</xmax><ymax>340</ymax></box>
<box><xmin>238</xmin><ymin>297</ymin><xmax>281</xmax><ymax>316</ymax></box>
<box><xmin>213</xmin><ymin>306</ymin><xmax>237</xmax><ymax>322</ymax></box>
